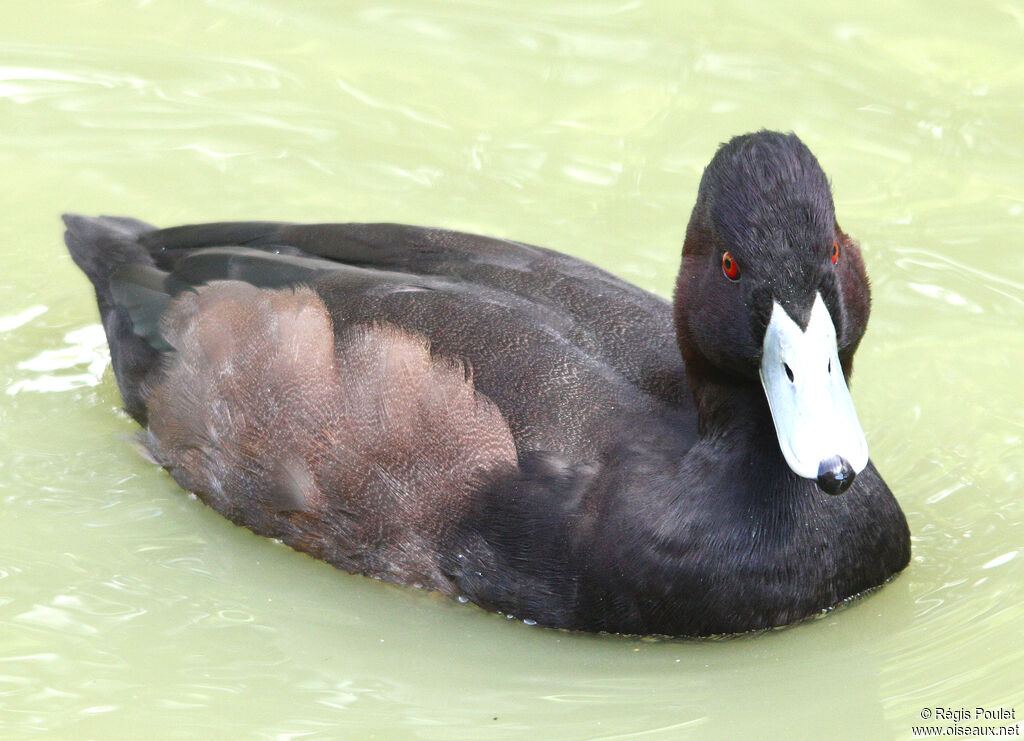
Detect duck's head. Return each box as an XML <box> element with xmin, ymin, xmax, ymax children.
<box><xmin>675</xmin><ymin>131</ymin><xmax>872</xmax><ymax>495</ymax></box>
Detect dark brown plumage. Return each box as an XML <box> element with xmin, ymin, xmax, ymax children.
<box><xmin>64</xmin><ymin>131</ymin><xmax>910</xmax><ymax>636</ymax></box>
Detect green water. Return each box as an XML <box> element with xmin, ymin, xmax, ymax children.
<box><xmin>2</xmin><ymin>1</ymin><xmax>1022</xmax><ymax>738</ymax></box>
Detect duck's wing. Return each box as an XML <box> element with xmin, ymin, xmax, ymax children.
<box><xmin>140</xmin><ymin>221</ymin><xmax>688</xmax><ymax>405</ymax></box>
<box><xmin>69</xmin><ymin>215</ymin><xmax>694</xmax><ymax>460</ymax></box>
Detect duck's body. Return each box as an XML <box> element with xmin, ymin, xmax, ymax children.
<box><xmin>65</xmin><ymin>131</ymin><xmax>910</xmax><ymax>636</ymax></box>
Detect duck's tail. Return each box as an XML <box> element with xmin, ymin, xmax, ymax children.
<box><xmin>63</xmin><ymin>214</ymin><xmax>173</xmax><ymax>424</ymax></box>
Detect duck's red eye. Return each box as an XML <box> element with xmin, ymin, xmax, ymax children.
<box><xmin>831</xmin><ymin>240</ymin><xmax>840</xmax><ymax>265</ymax></box>
<box><xmin>722</xmin><ymin>251</ymin><xmax>740</xmax><ymax>281</ymax></box>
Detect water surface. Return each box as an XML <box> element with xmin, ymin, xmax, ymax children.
<box><xmin>2</xmin><ymin>1</ymin><xmax>1022</xmax><ymax>738</ymax></box>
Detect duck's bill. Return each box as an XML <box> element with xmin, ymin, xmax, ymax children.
<box><xmin>759</xmin><ymin>294</ymin><xmax>869</xmax><ymax>495</ymax></box>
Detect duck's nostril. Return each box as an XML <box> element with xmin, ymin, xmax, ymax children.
<box><xmin>816</xmin><ymin>456</ymin><xmax>855</xmax><ymax>495</ymax></box>
<box><xmin>784</xmin><ymin>363</ymin><xmax>794</xmax><ymax>382</ymax></box>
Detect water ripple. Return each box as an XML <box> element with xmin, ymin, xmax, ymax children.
<box><xmin>6</xmin><ymin>324</ymin><xmax>108</xmax><ymax>395</ymax></box>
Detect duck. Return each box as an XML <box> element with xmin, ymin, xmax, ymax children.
<box><xmin>64</xmin><ymin>130</ymin><xmax>910</xmax><ymax>637</ymax></box>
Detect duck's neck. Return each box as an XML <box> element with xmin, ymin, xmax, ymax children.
<box><xmin>684</xmin><ymin>353</ymin><xmax>775</xmax><ymax>443</ymax></box>
<box><xmin>677</xmin><ymin>351</ymin><xmax>814</xmax><ymax>511</ymax></box>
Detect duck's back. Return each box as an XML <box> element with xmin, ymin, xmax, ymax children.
<box><xmin>138</xmin><ymin>220</ymin><xmax>696</xmax><ymax>460</ymax></box>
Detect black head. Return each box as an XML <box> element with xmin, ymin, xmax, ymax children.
<box><xmin>675</xmin><ymin>130</ymin><xmax>869</xmax><ymax>381</ymax></box>
<box><xmin>673</xmin><ymin>131</ymin><xmax>873</xmax><ymax>492</ymax></box>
